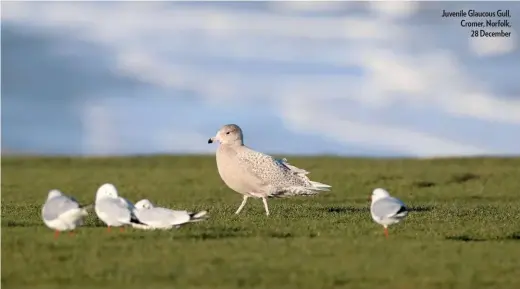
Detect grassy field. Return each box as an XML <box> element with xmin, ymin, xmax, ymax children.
<box><xmin>1</xmin><ymin>155</ymin><xmax>520</xmax><ymax>289</ymax></box>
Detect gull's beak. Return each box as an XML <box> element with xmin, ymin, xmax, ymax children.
<box><xmin>208</xmin><ymin>133</ymin><xmax>220</xmax><ymax>144</ymax></box>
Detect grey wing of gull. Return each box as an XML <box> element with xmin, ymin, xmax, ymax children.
<box><xmin>122</xmin><ymin>198</ymin><xmax>136</xmax><ymax>210</ymax></box>
<box><xmin>371</xmin><ymin>197</ymin><xmax>407</xmax><ymax>219</ymax></box>
<box><xmin>42</xmin><ymin>196</ymin><xmax>80</xmax><ymax>221</ymax></box>
<box><xmin>97</xmin><ymin>199</ymin><xmax>131</xmax><ymax>224</ymax></box>
<box><xmin>136</xmin><ymin>208</ymin><xmax>190</xmax><ymax>226</ymax></box>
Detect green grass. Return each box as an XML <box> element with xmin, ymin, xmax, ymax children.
<box><xmin>2</xmin><ymin>155</ymin><xmax>520</xmax><ymax>289</ymax></box>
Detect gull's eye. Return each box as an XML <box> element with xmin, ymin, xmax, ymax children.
<box><xmin>226</xmin><ymin>132</ymin><xmax>230</xmax><ymax>135</ymax></box>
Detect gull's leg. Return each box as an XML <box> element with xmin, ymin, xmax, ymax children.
<box><xmin>235</xmin><ymin>196</ymin><xmax>249</xmax><ymax>215</ymax></box>
<box><xmin>107</xmin><ymin>226</ymin><xmax>111</xmax><ymax>233</ymax></box>
<box><xmin>68</xmin><ymin>231</ymin><xmax>75</xmax><ymax>237</ymax></box>
<box><xmin>384</xmin><ymin>226</ymin><xmax>389</xmax><ymax>238</ymax></box>
<box><xmin>262</xmin><ymin>197</ymin><xmax>270</xmax><ymax>216</ymax></box>
<box><xmin>119</xmin><ymin>227</ymin><xmax>125</xmax><ymax>232</ymax></box>
<box><xmin>54</xmin><ymin>230</ymin><xmax>60</xmax><ymax>239</ymax></box>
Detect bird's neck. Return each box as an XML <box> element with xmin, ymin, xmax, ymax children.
<box><xmin>225</xmin><ymin>140</ymin><xmax>244</xmax><ymax>146</ymax></box>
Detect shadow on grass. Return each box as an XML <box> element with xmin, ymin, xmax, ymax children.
<box><xmin>446</xmin><ymin>232</ymin><xmax>520</xmax><ymax>242</ymax></box>
<box><xmin>412</xmin><ymin>181</ymin><xmax>437</xmax><ymax>188</ymax></box>
<box><xmin>324</xmin><ymin>206</ymin><xmax>369</xmax><ymax>213</ymax></box>
<box><xmin>408</xmin><ymin>206</ymin><xmax>435</xmax><ymax>212</ymax></box>
<box><xmin>270</xmin><ymin>232</ymin><xmax>294</xmax><ymax>238</ymax></box>
<box><xmin>374</xmin><ymin>175</ymin><xmax>403</xmax><ymax>181</ymax></box>
<box><xmin>177</xmin><ymin>227</ymin><xmax>249</xmax><ymax>240</ymax></box>
<box><xmin>448</xmin><ymin>173</ymin><xmax>481</xmax><ymax>184</ymax></box>
<box><xmin>3</xmin><ymin>220</ymin><xmax>45</xmax><ymax>227</ymax></box>
<box><xmin>86</xmin><ymin>222</ymin><xmax>112</xmax><ymax>228</ymax></box>
<box><xmin>110</xmin><ymin>227</ymin><xmax>250</xmax><ymax>240</ymax></box>
<box><xmin>322</xmin><ymin>205</ymin><xmax>434</xmax><ymax>214</ymax></box>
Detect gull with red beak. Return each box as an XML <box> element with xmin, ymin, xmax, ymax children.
<box><xmin>370</xmin><ymin>188</ymin><xmax>408</xmax><ymax>238</ymax></box>
<box><xmin>208</xmin><ymin>124</ymin><xmax>331</xmax><ymax>216</ymax></box>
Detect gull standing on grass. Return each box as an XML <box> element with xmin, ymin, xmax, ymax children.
<box><xmin>208</xmin><ymin>124</ymin><xmax>331</xmax><ymax>216</ymax></box>
<box><xmin>131</xmin><ymin>199</ymin><xmax>208</xmax><ymax>230</ymax></box>
<box><xmin>94</xmin><ymin>183</ymin><xmax>147</xmax><ymax>232</ymax></box>
<box><xmin>370</xmin><ymin>188</ymin><xmax>408</xmax><ymax>238</ymax></box>
<box><xmin>42</xmin><ymin>189</ymin><xmax>90</xmax><ymax>238</ymax></box>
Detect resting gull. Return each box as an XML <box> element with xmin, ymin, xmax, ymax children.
<box><xmin>370</xmin><ymin>188</ymin><xmax>408</xmax><ymax>238</ymax></box>
<box><xmin>94</xmin><ymin>183</ymin><xmax>146</xmax><ymax>232</ymax></box>
<box><xmin>132</xmin><ymin>199</ymin><xmax>208</xmax><ymax>230</ymax></box>
<box><xmin>42</xmin><ymin>189</ymin><xmax>90</xmax><ymax>238</ymax></box>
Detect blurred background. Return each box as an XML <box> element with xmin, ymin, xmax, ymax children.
<box><xmin>2</xmin><ymin>1</ymin><xmax>519</xmax><ymax>157</ymax></box>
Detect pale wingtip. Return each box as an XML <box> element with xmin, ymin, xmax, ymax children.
<box><xmin>188</xmin><ymin>210</ymin><xmax>209</xmax><ymax>222</ymax></box>
<box><xmin>310</xmin><ymin>181</ymin><xmax>332</xmax><ymax>190</ymax></box>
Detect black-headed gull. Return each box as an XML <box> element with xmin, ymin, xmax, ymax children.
<box><xmin>131</xmin><ymin>199</ymin><xmax>208</xmax><ymax>230</ymax></box>
<box><xmin>42</xmin><ymin>189</ymin><xmax>90</xmax><ymax>238</ymax></box>
<box><xmin>94</xmin><ymin>183</ymin><xmax>146</xmax><ymax>232</ymax></box>
<box><xmin>370</xmin><ymin>188</ymin><xmax>408</xmax><ymax>238</ymax></box>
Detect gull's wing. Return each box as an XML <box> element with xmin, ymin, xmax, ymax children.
<box><xmin>42</xmin><ymin>196</ymin><xmax>80</xmax><ymax>221</ymax></box>
<box><xmin>122</xmin><ymin>197</ymin><xmax>136</xmax><ymax>210</ymax></box>
<box><xmin>236</xmin><ymin>148</ymin><xmax>331</xmax><ymax>197</ymax></box>
<box><xmin>96</xmin><ymin>198</ymin><xmax>132</xmax><ymax>224</ymax></box>
<box><xmin>135</xmin><ymin>207</ymin><xmax>191</xmax><ymax>227</ymax></box>
<box><xmin>237</xmin><ymin>149</ymin><xmax>298</xmax><ymax>184</ymax></box>
<box><xmin>371</xmin><ymin>197</ymin><xmax>407</xmax><ymax>220</ymax></box>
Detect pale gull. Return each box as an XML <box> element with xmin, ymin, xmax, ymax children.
<box><xmin>42</xmin><ymin>190</ymin><xmax>90</xmax><ymax>237</ymax></box>
<box><xmin>370</xmin><ymin>188</ymin><xmax>408</xmax><ymax>238</ymax></box>
<box><xmin>94</xmin><ymin>183</ymin><xmax>146</xmax><ymax>232</ymax></box>
<box><xmin>131</xmin><ymin>199</ymin><xmax>208</xmax><ymax>230</ymax></box>
<box><xmin>208</xmin><ymin>124</ymin><xmax>331</xmax><ymax>216</ymax></box>
<box><xmin>41</xmin><ymin>189</ymin><xmax>90</xmax><ymax>238</ymax></box>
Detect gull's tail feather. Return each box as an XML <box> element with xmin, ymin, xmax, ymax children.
<box><xmin>309</xmin><ymin>181</ymin><xmax>332</xmax><ymax>191</ymax></box>
<box><xmin>130</xmin><ymin>214</ymin><xmax>147</xmax><ymax>225</ymax></box>
<box><xmin>188</xmin><ymin>210</ymin><xmax>209</xmax><ymax>222</ymax></box>
<box><xmin>276</xmin><ymin>158</ymin><xmax>331</xmax><ymax>193</ymax></box>
<box><xmin>395</xmin><ymin>206</ymin><xmax>409</xmax><ymax>218</ymax></box>
<box><xmin>271</xmin><ymin>184</ymin><xmax>331</xmax><ymax>198</ymax></box>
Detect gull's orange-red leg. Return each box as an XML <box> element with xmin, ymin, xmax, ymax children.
<box><xmin>54</xmin><ymin>230</ymin><xmax>60</xmax><ymax>239</ymax></box>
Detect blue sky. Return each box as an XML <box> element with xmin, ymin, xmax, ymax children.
<box><xmin>2</xmin><ymin>1</ymin><xmax>520</xmax><ymax>157</ymax></box>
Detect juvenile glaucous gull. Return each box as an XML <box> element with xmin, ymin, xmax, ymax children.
<box><xmin>208</xmin><ymin>124</ymin><xmax>331</xmax><ymax>216</ymax></box>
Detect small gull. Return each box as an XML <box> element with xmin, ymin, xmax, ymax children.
<box><xmin>370</xmin><ymin>188</ymin><xmax>408</xmax><ymax>238</ymax></box>
<box><xmin>131</xmin><ymin>199</ymin><xmax>208</xmax><ymax>230</ymax></box>
<box><xmin>94</xmin><ymin>183</ymin><xmax>146</xmax><ymax>232</ymax></box>
<box><xmin>41</xmin><ymin>189</ymin><xmax>90</xmax><ymax>238</ymax></box>
<box><xmin>208</xmin><ymin>124</ymin><xmax>331</xmax><ymax>216</ymax></box>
